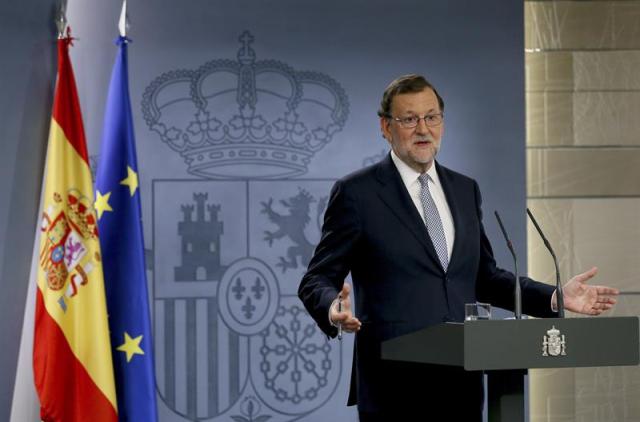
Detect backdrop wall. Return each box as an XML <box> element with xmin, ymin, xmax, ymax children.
<box><xmin>2</xmin><ymin>1</ymin><xmax>527</xmax><ymax>421</ymax></box>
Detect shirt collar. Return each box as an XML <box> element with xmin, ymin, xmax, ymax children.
<box><xmin>390</xmin><ymin>149</ymin><xmax>440</xmax><ymax>190</ymax></box>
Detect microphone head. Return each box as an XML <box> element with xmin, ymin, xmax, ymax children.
<box><xmin>494</xmin><ymin>210</ymin><xmax>509</xmax><ymax>241</ymax></box>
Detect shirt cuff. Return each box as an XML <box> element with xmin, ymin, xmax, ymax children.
<box><xmin>328</xmin><ymin>298</ymin><xmax>340</xmax><ymax>328</ymax></box>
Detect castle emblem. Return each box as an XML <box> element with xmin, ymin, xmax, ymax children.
<box><xmin>542</xmin><ymin>325</ymin><xmax>567</xmax><ymax>357</ymax></box>
<box><xmin>174</xmin><ymin>193</ymin><xmax>224</xmax><ymax>281</ymax></box>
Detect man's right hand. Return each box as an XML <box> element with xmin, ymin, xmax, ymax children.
<box><xmin>330</xmin><ymin>283</ymin><xmax>361</xmax><ymax>333</ymax></box>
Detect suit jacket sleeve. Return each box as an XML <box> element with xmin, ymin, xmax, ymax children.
<box><xmin>298</xmin><ymin>179</ymin><xmax>362</xmax><ymax>337</ymax></box>
<box><xmin>472</xmin><ymin>181</ymin><xmax>558</xmax><ymax>318</ymax></box>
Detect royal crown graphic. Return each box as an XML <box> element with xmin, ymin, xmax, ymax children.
<box><xmin>142</xmin><ymin>31</ymin><xmax>349</xmax><ymax>179</ymax></box>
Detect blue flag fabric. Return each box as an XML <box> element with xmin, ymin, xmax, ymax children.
<box><xmin>96</xmin><ymin>36</ymin><xmax>158</xmax><ymax>422</ymax></box>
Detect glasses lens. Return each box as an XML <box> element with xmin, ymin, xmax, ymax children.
<box><xmin>426</xmin><ymin>115</ymin><xmax>443</xmax><ymax>126</ymax></box>
<box><xmin>402</xmin><ymin>117</ymin><xmax>417</xmax><ymax>128</ymax></box>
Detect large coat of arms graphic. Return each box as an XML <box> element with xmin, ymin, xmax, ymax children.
<box><xmin>141</xmin><ymin>31</ymin><xmax>350</xmax><ymax>421</ymax></box>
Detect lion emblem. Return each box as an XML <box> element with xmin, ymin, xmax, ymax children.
<box><xmin>261</xmin><ymin>189</ymin><xmax>327</xmax><ymax>272</ymax></box>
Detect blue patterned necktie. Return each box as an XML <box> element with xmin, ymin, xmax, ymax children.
<box><xmin>418</xmin><ymin>173</ymin><xmax>449</xmax><ymax>270</ymax></box>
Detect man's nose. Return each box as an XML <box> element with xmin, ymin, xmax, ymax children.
<box><xmin>415</xmin><ymin>117</ymin><xmax>429</xmax><ymax>134</ymax></box>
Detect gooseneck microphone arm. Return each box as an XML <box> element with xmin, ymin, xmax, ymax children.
<box><xmin>526</xmin><ymin>208</ymin><xmax>565</xmax><ymax>318</ymax></box>
<box><xmin>494</xmin><ymin>211</ymin><xmax>522</xmax><ymax>319</ymax></box>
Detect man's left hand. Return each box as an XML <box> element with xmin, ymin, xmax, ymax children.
<box><xmin>558</xmin><ymin>267</ymin><xmax>619</xmax><ymax>315</ymax></box>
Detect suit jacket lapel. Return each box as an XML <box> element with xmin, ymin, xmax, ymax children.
<box><xmin>375</xmin><ymin>154</ymin><xmax>445</xmax><ymax>272</ymax></box>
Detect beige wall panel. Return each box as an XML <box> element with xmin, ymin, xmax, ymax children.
<box><xmin>528</xmin><ymin>149</ymin><xmax>640</xmax><ymax>197</ymax></box>
<box><xmin>574</xmin><ymin>51</ymin><xmax>640</xmax><ymax>91</ymax></box>
<box><xmin>528</xmin><ymin>199</ymin><xmax>640</xmax><ymax>298</ymax></box>
<box><xmin>526</xmin><ymin>50</ymin><xmax>640</xmax><ymax>94</ymax></box>
<box><xmin>573</xmin><ymin>295</ymin><xmax>640</xmax><ymax>421</ymax></box>
<box><xmin>527</xmin><ymin>90</ymin><xmax>640</xmax><ymax>147</ymax></box>
<box><xmin>571</xmin><ymin>198</ymin><xmax>640</xmax><ymax>291</ymax></box>
<box><xmin>607</xmin><ymin>295</ymin><xmax>640</xmax><ymax>318</ymax></box>
<box><xmin>526</xmin><ymin>51</ymin><xmax>574</xmax><ymax>92</ymax></box>
<box><xmin>574</xmin><ymin>91</ymin><xmax>640</xmax><ymax>146</ymax></box>
<box><xmin>525</xmin><ymin>2</ymin><xmax>640</xmax><ymax>51</ymax></box>
<box><xmin>527</xmin><ymin>92</ymin><xmax>574</xmax><ymax>146</ymax></box>
<box><xmin>527</xmin><ymin>92</ymin><xmax>543</xmax><ymax>147</ymax></box>
<box><xmin>530</xmin><ymin>368</ymin><xmax>576</xmax><ymax>422</ymax></box>
<box><xmin>527</xmin><ymin>199</ymin><xmax>575</xmax><ymax>283</ymax></box>
<box><xmin>611</xmin><ymin>1</ymin><xmax>640</xmax><ymax>50</ymax></box>
<box><xmin>574</xmin><ymin>366</ymin><xmax>640</xmax><ymax>422</ymax></box>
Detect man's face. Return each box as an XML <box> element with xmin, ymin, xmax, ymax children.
<box><xmin>380</xmin><ymin>88</ymin><xmax>444</xmax><ymax>173</ymax></box>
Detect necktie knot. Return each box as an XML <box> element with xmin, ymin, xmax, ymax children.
<box><xmin>418</xmin><ymin>173</ymin><xmax>430</xmax><ymax>187</ymax></box>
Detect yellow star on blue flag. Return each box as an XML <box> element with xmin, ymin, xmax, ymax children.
<box><xmin>94</xmin><ymin>191</ymin><xmax>113</xmax><ymax>219</ymax></box>
<box><xmin>120</xmin><ymin>166</ymin><xmax>138</xmax><ymax>196</ymax></box>
<box><xmin>116</xmin><ymin>332</ymin><xmax>145</xmax><ymax>362</ymax></box>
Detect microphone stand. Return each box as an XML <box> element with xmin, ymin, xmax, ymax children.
<box><xmin>526</xmin><ymin>208</ymin><xmax>564</xmax><ymax>318</ymax></box>
<box><xmin>494</xmin><ymin>211</ymin><xmax>522</xmax><ymax>319</ymax></box>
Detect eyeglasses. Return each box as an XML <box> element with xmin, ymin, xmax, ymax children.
<box><xmin>387</xmin><ymin>113</ymin><xmax>444</xmax><ymax>129</ymax></box>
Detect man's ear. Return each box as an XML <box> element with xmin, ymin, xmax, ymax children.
<box><xmin>380</xmin><ymin>117</ymin><xmax>391</xmax><ymax>142</ymax></box>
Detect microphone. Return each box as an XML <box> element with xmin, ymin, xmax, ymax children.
<box><xmin>494</xmin><ymin>211</ymin><xmax>522</xmax><ymax>319</ymax></box>
<box><xmin>526</xmin><ymin>208</ymin><xmax>565</xmax><ymax>318</ymax></box>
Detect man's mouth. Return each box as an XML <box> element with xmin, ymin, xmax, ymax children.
<box><xmin>414</xmin><ymin>139</ymin><xmax>432</xmax><ymax>146</ymax></box>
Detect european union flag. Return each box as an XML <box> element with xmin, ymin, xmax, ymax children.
<box><xmin>95</xmin><ymin>36</ymin><xmax>158</xmax><ymax>422</ymax></box>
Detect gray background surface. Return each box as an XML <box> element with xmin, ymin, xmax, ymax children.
<box><xmin>1</xmin><ymin>1</ymin><xmax>526</xmax><ymax>421</ymax></box>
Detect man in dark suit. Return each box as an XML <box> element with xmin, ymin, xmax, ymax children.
<box><xmin>298</xmin><ymin>74</ymin><xmax>618</xmax><ymax>421</ymax></box>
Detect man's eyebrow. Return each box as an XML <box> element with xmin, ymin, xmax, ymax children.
<box><xmin>397</xmin><ymin>107</ymin><xmax>440</xmax><ymax>115</ymax></box>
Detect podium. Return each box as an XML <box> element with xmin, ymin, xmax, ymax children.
<box><xmin>381</xmin><ymin>317</ymin><xmax>640</xmax><ymax>422</ymax></box>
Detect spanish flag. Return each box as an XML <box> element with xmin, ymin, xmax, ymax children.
<box><xmin>33</xmin><ymin>33</ymin><xmax>118</xmax><ymax>422</ymax></box>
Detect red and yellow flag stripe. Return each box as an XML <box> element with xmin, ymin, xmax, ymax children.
<box><xmin>33</xmin><ymin>35</ymin><xmax>117</xmax><ymax>422</ymax></box>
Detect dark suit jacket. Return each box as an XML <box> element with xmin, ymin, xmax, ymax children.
<box><xmin>298</xmin><ymin>154</ymin><xmax>557</xmax><ymax>413</ymax></box>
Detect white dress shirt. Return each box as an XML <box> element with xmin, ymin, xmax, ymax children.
<box><xmin>390</xmin><ymin>150</ymin><xmax>455</xmax><ymax>262</ymax></box>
